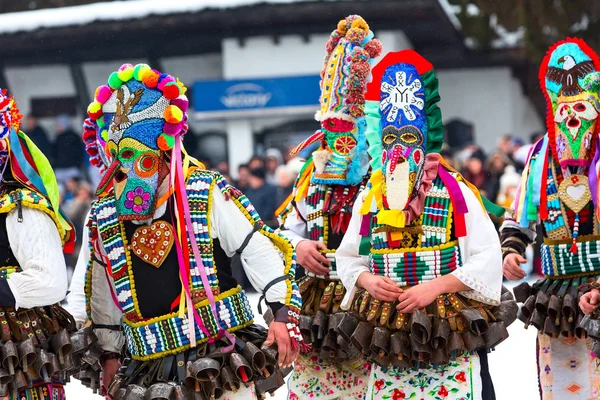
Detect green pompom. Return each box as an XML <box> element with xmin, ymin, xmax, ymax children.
<box><xmin>108</xmin><ymin>72</ymin><xmax>123</xmax><ymax>90</ymax></box>
<box><xmin>97</xmin><ymin>116</ymin><xmax>105</xmax><ymax>128</ymax></box>
<box><xmin>134</xmin><ymin>64</ymin><xmax>151</xmax><ymax>81</ymax></box>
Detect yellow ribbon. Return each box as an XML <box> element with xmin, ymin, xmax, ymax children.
<box><xmin>375</xmin><ymin>209</ymin><xmax>406</xmax><ymax>228</ymax></box>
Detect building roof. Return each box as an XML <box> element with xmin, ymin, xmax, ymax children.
<box><xmin>0</xmin><ymin>0</ymin><xmax>474</xmax><ymax>67</ymax></box>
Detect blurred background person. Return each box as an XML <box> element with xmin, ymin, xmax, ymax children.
<box><xmin>24</xmin><ymin>115</ymin><xmax>52</xmax><ymax>161</ymax></box>
<box><xmin>53</xmin><ymin>114</ymin><xmax>84</xmax><ymax>185</ymax></box>
<box><xmin>237</xmin><ymin>163</ymin><xmax>251</xmax><ymax>190</ymax></box>
<box><xmin>265</xmin><ymin>148</ymin><xmax>285</xmax><ymax>186</ymax></box>
<box><xmin>244</xmin><ymin>167</ymin><xmax>277</xmax><ymax>227</ymax></box>
<box><xmin>248</xmin><ymin>155</ymin><xmax>264</xmax><ymax>170</ymax></box>
<box><xmin>462</xmin><ymin>148</ymin><xmax>487</xmax><ymax>196</ymax></box>
<box><xmin>484</xmin><ymin>150</ymin><xmax>512</xmax><ymax>203</ymax></box>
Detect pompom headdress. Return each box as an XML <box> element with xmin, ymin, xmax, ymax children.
<box><xmin>0</xmin><ymin>89</ymin><xmax>74</xmax><ymax>251</ymax></box>
<box><xmin>290</xmin><ymin>15</ymin><xmax>382</xmax><ymax>157</ymax></box>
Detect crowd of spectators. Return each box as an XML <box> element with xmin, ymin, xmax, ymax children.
<box><xmin>210</xmin><ymin>147</ymin><xmax>305</xmax><ymax>228</ymax></box>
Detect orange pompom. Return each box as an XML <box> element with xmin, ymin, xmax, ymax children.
<box><xmin>157</xmin><ymin>133</ymin><xmax>175</xmax><ymax>150</ymax></box>
<box><xmin>141</xmin><ymin>69</ymin><xmax>160</xmax><ymax>88</ymax></box>
<box><xmin>164</xmin><ymin>105</ymin><xmax>183</xmax><ymax>124</ymax></box>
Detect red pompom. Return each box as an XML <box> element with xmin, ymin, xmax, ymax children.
<box><xmin>88</xmin><ymin>110</ymin><xmax>102</xmax><ymax>120</ymax></box>
<box><xmin>325</xmin><ymin>38</ymin><xmax>338</xmax><ymax>53</ymax></box>
<box><xmin>163</xmin><ymin>84</ymin><xmax>180</xmax><ymax>100</ymax></box>
<box><xmin>346</xmin><ymin>92</ymin><xmax>365</xmax><ymax>105</ymax></box>
<box><xmin>351</xmin><ymin>61</ymin><xmax>370</xmax><ymax>79</ymax></box>
<box><xmin>365</xmin><ymin>40</ymin><xmax>383</xmax><ymax>59</ymax></box>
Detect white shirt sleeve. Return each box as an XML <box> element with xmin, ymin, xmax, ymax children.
<box><xmin>452</xmin><ymin>182</ymin><xmax>503</xmax><ymax>306</ymax></box>
<box><xmin>63</xmin><ymin>211</ymin><xmax>90</xmax><ymax>327</ymax></box>
<box><xmin>335</xmin><ymin>193</ymin><xmax>370</xmax><ymax>310</ymax></box>
<box><xmin>6</xmin><ymin>207</ymin><xmax>68</xmax><ymax>309</ymax></box>
<box><xmin>211</xmin><ymin>188</ymin><xmax>288</xmax><ymax>304</ymax></box>
<box><xmin>278</xmin><ymin>197</ymin><xmax>308</xmax><ymax>248</ymax></box>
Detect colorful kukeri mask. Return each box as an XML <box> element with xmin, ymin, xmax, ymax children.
<box><xmin>379</xmin><ymin>63</ymin><xmax>427</xmax><ymax>210</ymax></box>
<box><xmin>0</xmin><ymin>90</ymin><xmax>22</xmax><ymax>169</ymax></box>
<box><xmin>361</xmin><ymin>51</ymin><xmax>444</xmax><ymax>222</ymax></box>
<box><xmin>542</xmin><ymin>38</ymin><xmax>600</xmax><ymax>169</ymax></box>
<box><xmin>88</xmin><ymin>64</ymin><xmax>188</xmax><ymax>221</ymax></box>
<box><xmin>290</xmin><ymin>15</ymin><xmax>382</xmax><ymax>186</ymax></box>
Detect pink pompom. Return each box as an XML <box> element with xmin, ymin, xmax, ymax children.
<box><xmin>170</xmin><ymin>97</ymin><xmax>189</xmax><ymax>113</ymax></box>
<box><xmin>163</xmin><ymin>122</ymin><xmax>183</xmax><ymax>136</ymax></box>
<box><xmin>95</xmin><ymin>85</ymin><xmax>113</xmax><ymax>104</ymax></box>
<box><xmin>157</xmin><ymin>75</ymin><xmax>176</xmax><ymax>90</ymax></box>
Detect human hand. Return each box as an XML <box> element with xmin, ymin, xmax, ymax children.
<box><xmin>296</xmin><ymin>240</ymin><xmax>330</xmax><ymax>275</ymax></box>
<box><xmin>396</xmin><ymin>281</ymin><xmax>440</xmax><ymax>313</ymax></box>
<box><xmin>102</xmin><ymin>358</ymin><xmax>120</xmax><ymax>399</ymax></box>
<box><xmin>356</xmin><ymin>272</ymin><xmax>402</xmax><ymax>302</ymax></box>
<box><xmin>580</xmin><ymin>289</ymin><xmax>600</xmax><ymax>315</ymax></box>
<box><xmin>503</xmin><ymin>253</ymin><xmax>527</xmax><ymax>280</ymax></box>
<box><xmin>263</xmin><ymin>321</ymin><xmax>298</xmax><ymax>368</ymax></box>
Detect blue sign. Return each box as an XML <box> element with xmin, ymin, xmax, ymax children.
<box><xmin>193</xmin><ymin>75</ymin><xmax>321</xmax><ymax>118</ymax></box>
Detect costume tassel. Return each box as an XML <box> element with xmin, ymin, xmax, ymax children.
<box><xmin>571</xmin><ymin>213</ymin><xmax>580</xmax><ymax>254</ymax></box>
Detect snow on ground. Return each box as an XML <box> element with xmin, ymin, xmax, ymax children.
<box><xmin>67</xmin><ymin>279</ymin><xmax>540</xmax><ymax>399</ymax></box>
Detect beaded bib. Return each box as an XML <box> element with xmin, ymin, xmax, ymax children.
<box><xmin>539</xmin><ymin>156</ymin><xmax>600</xmax><ymax>278</ymax></box>
<box><xmin>304</xmin><ymin>181</ymin><xmax>364</xmax><ymax>276</ymax></box>
<box><xmin>367</xmin><ymin>176</ymin><xmax>462</xmax><ymax>286</ymax></box>
<box><xmin>87</xmin><ymin>169</ymin><xmax>300</xmax><ymax>360</ymax></box>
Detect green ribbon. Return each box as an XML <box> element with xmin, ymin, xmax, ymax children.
<box><xmin>18</xmin><ymin>131</ymin><xmax>71</xmax><ymax>232</ymax></box>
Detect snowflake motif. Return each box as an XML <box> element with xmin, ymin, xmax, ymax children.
<box><xmin>380</xmin><ymin>71</ymin><xmax>424</xmax><ymax>123</ymax></box>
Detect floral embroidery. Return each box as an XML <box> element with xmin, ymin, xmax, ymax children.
<box><xmin>367</xmin><ymin>356</ymin><xmax>477</xmax><ymax>400</ymax></box>
<box><xmin>289</xmin><ymin>354</ymin><xmax>370</xmax><ymax>399</ymax></box>
<box><xmin>125</xmin><ymin>187</ymin><xmax>151</xmax><ymax>213</ymax></box>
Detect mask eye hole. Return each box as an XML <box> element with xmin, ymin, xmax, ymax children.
<box><xmin>121</xmin><ymin>149</ymin><xmax>135</xmax><ymax>160</ymax></box>
<box><xmin>573</xmin><ymin>103</ymin><xmax>586</xmax><ymax>112</ymax></box>
<box><xmin>383</xmin><ymin>134</ymin><xmax>397</xmax><ymax>145</ymax></box>
<box><xmin>139</xmin><ymin>155</ymin><xmax>156</xmax><ymax>172</ymax></box>
<box><xmin>400</xmin><ymin>132</ymin><xmax>418</xmax><ymax>144</ymax></box>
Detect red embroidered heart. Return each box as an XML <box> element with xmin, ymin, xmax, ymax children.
<box><xmin>130</xmin><ymin>221</ymin><xmax>175</xmax><ymax>268</ymax></box>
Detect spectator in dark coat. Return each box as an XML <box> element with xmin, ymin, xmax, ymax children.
<box><xmin>24</xmin><ymin>116</ymin><xmax>52</xmax><ymax>162</ymax></box>
<box><xmin>243</xmin><ymin>167</ymin><xmax>278</xmax><ymax>226</ymax></box>
<box><xmin>53</xmin><ymin>115</ymin><xmax>84</xmax><ymax>185</ymax></box>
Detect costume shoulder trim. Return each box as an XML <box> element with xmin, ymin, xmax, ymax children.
<box><xmin>0</xmin><ymin>188</ymin><xmax>72</xmax><ymax>246</ymax></box>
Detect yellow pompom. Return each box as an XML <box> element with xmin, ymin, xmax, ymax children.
<box><xmin>337</xmin><ymin>19</ymin><xmax>348</xmax><ymax>34</ymax></box>
<box><xmin>134</xmin><ymin>64</ymin><xmax>151</xmax><ymax>81</ymax></box>
<box><xmin>117</xmin><ymin>65</ymin><xmax>135</xmax><ymax>82</ymax></box>
<box><xmin>351</xmin><ymin>17</ymin><xmax>369</xmax><ymax>33</ymax></box>
<box><xmin>164</xmin><ymin>105</ymin><xmax>183</xmax><ymax>124</ymax></box>
<box><xmin>87</xmin><ymin>101</ymin><xmax>102</xmax><ymax>118</ymax></box>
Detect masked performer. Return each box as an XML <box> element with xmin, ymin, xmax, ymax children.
<box><xmin>501</xmin><ymin>38</ymin><xmax>600</xmax><ymax>398</ymax></box>
<box><xmin>336</xmin><ymin>50</ymin><xmax>515</xmax><ymax>400</ymax></box>
<box><xmin>0</xmin><ymin>89</ymin><xmax>77</xmax><ymax>399</ymax></box>
<box><xmin>82</xmin><ymin>64</ymin><xmax>304</xmax><ymax>399</ymax></box>
<box><xmin>276</xmin><ymin>15</ymin><xmax>381</xmax><ymax>399</ymax></box>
